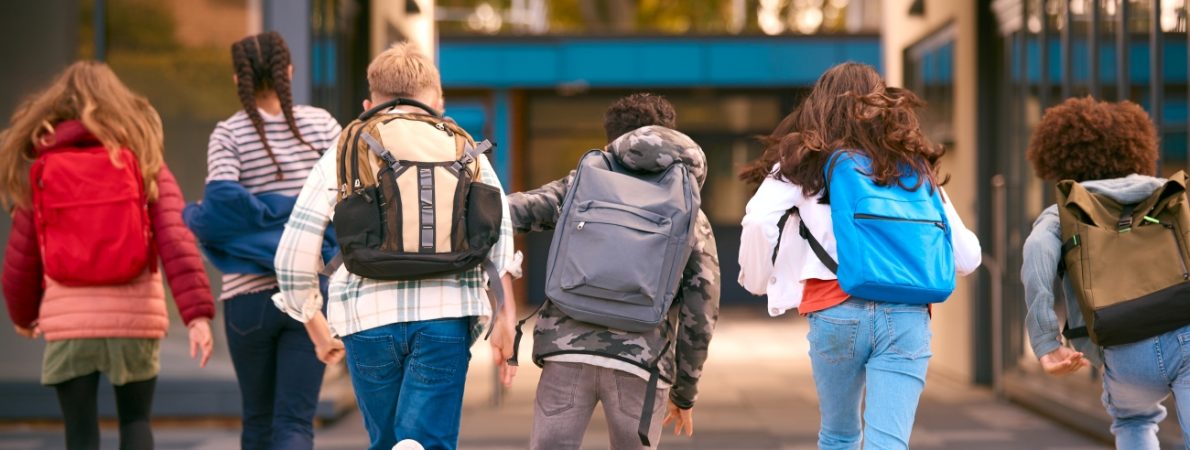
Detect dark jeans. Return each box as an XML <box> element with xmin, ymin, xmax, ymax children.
<box><xmin>341</xmin><ymin>318</ymin><xmax>472</xmax><ymax>450</ymax></box>
<box><xmin>224</xmin><ymin>287</ymin><xmax>326</xmax><ymax>450</ymax></box>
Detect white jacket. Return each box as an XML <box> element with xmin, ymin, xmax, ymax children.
<box><xmin>738</xmin><ymin>175</ymin><xmax>982</xmax><ymax>316</ymax></box>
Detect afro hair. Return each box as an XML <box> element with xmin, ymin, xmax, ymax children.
<box><xmin>1026</xmin><ymin>97</ymin><xmax>1158</xmax><ymax>182</ymax></box>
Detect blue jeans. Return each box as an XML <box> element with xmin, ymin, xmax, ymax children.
<box><xmin>341</xmin><ymin>318</ymin><xmax>473</xmax><ymax>450</ymax></box>
<box><xmin>224</xmin><ymin>287</ymin><xmax>327</xmax><ymax>450</ymax></box>
<box><xmin>1100</xmin><ymin>323</ymin><xmax>1190</xmax><ymax>450</ymax></box>
<box><xmin>807</xmin><ymin>298</ymin><xmax>932</xmax><ymax>450</ymax></box>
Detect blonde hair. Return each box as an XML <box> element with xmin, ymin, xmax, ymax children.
<box><xmin>366</xmin><ymin>42</ymin><xmax>442</xmax><ymax>100</ymax></box>
<box><xmin>0</xmin><ymin>61</ymin><xmax>164</xmax><ymax>209</ymax></box>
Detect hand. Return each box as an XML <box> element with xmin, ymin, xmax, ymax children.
<box><xmin>489</xmin><ymin>273</ymin><xmax>518</xmax><ymax>388</ymax></box>
<box><xmin>489</xmin><ymin>315</ymin><xmax>517</xmax><ymax>388</ymax></box>
<box><xmin>13</xmin><ymin>324</ymin><xmax>40</xmax><ymax>339</ymax></box>
<box><xmin>316</xmin><ymin>338</ymin><xmax>346</xmax><ymax>365</ymax></box>
<box><xmin>1040</xmin><ymin>346</ymin><xmax>1090</xmax><ymax>376</ymax></box>
<box><xmin>188</xmin><ymin>319</ymin><xmax>214</xmax><ymax>368</ymax></box>
<box><xmin>303</xmin><ymin>314</ymin><xmax>345</xmax><ymax>365</ymax></box>
<box><xmin>663</xmin><ymin>401</ymin><xmax>694</xmax><ymax>437</ymax></box>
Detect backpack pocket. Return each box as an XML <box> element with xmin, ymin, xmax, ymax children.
<box><xmin>843</xmin><ymin>207</ymin><xmax>954</xmax><ymax>302</ymax></box>
<box><xmin>40</xmin><ymin>195</ymin><xmax>149</xmax><ymax>285</ymax></box>
<box><xmin>557</xmin><ymin>200</ymin><xmax>672</xmax><ymax>306</ymax></box>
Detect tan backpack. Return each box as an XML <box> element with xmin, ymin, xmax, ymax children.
<box><xmin>331</xmin><ymin>98</ymin><xmax>504</xmax><ymax>289</ymax></box>
<box><xmin>1057</xmin><ymin>172</ymin><xmax>1190</xmax><ymax>346</ymax></box>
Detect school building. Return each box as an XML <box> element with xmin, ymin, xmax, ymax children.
<box><xmin>0</xmin><ymin>1</ymin><xmax>1186</xmax><ymax>443</ymax></box>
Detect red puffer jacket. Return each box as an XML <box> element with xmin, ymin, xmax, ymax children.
<box><xmin>3</xmin><ymin>130</ymin><xmax>214</xmax><ymax>338</ymax></box>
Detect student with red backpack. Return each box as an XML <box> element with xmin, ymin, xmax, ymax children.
<box><xmin>739</xmin><ymin>63</ymin><xmax>981</xmax><ymax>450</ymax></box>
<box><xmin>1</xmin><ymin>61</ymin><xmax>215</xmax><ymax>450</ymax></box>
<box><xmin>1022</xmin><ymin>97</ymin><xmax>1190</xmax><ymax>449</ymax></box>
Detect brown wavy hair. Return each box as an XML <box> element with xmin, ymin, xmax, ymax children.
<box><xmin>1026</xmin><ymin>97</ymin><xmax>1157</xmax><ymax>182</ymax></box>
<box><xmin>0</xmin><ymin>61</ymin><xmax>164</xmax><ymax>209</ymax></box>
<box><xmin>231</xmin><ymin>31</ymin><xmax>315</xmax><ymax>180</ymax></box>
<box><xmin>739</xmin><ymin>62</ymin><xmax>947</xmax><ymax>199</ymax></box>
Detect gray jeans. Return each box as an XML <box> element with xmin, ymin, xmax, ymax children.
<box><xmin>530</xmin><ymin>362</ymin><xmax>668</xmax><ymax>450</ymax></box>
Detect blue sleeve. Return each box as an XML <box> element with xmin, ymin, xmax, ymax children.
<box><xmin>1021</xmin><ymin>205</ymin><xmax>1064</xmax><ymax>359</ymax></box>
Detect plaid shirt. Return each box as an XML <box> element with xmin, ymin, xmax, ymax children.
<box><xmin>271</xmin><ymin>140</ymin><xmax>514</xmax><ymax>338</ymax></box>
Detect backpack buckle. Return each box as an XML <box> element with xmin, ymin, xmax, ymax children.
<box><xmin>1118</xmin><ymin>204</ymin><xmax>1137</xmax><ymax>233</ymax></box>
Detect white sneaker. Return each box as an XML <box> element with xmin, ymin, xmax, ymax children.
<box><xmin>392</xmin><ymin>439</ymin><xmax>425</xmax><ymax>450</ymax></box>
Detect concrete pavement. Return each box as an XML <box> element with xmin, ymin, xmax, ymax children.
<box><xmin>0</xmin><ymin>309</ymin><xmax>1114</xmax><ymax>449</ymax></box>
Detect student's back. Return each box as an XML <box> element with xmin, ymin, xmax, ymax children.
<box><xmin>508</xmin><ymin>93</ymin><xmax>721</xmax><ymax>450</ymax></box>
<box><xmin>1021</xmin><ymin>97</ymin><xmax>1190</xmax><ymax>450</ymax></box>
<box><xmin>187</xmin><ymin>32</ymin><xmax>343</xmax><ymax>450</ymax></box>
<box><xmin>0</xmin><ymin>60</ymin><xmax>215</xmax><ymax>450</ymax></box>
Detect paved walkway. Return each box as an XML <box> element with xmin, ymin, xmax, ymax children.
<box><xmin>0</xmin><ymin>310</ymin><xmax>1112</xmax><ymax>449</ymax></box>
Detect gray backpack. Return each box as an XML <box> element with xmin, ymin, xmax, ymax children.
<box><xmin>544</xmin><ymin>149</ymin><xmax>699</xmax><ymax>332</ymax></box>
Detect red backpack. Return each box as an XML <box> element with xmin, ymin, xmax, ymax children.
<box><xmin>30</xmin><ymin>122</ymin><xmax>154</xmax><ymax>286</ymax></box>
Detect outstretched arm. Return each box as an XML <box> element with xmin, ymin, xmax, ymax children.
<box><xmin>507</xmin><ymin>170</ymin><xmax>574</xmax><ymax>234</ymax></box>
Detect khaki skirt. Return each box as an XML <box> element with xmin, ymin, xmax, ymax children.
<box><xmin>41</xmin><ymin>338</ymin><xmax>160</xmax><ymax>386</ymax></box>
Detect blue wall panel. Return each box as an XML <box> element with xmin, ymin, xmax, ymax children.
<box><xmin>441</xmin><ymin>36</ymin><xmax>882</xmax><ymax>89</ymax></box>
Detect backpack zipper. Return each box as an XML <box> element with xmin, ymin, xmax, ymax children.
<box><xmin>854</xmin><ymin>213</ymin><xmax>947</xmax><ymax>231</ymax></box>
<box><xmin>1162</xmin><ymin>223</ymin><xmax>1190</xmax><ymax>280</ymax></box>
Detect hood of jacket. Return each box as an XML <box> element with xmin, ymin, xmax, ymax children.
<box><xmin>606</xmin><ymin>125</ymin><xmax>707</xmax><ymax>188</ymax></box>
<box><xmin>1078</xmin><ymin>174</ymin><xmax>1167</xmax><ymax>204</ymax></box>
<box><xmin>36</xmin><ymin>120</ymin><xmax>102</xmax><ymax>153</ymax></box>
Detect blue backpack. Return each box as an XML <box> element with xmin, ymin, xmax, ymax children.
<box><xmin>794</xmin><ymin>151</ymin><xmax>955</xmax><ymax>304</ymax></box>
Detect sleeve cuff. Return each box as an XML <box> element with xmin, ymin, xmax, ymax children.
<box><xmin>507</xmin><ymin>251</ymin><xmax>525</xmax><ymax>279</ymax></box>
<box><xmin>1032</xmin><ymin>336</ymin><xmax>1062</xmax><ymax>360</ymax></box>
<box><xmin>669</xmin><ymin>390</ymin><xmax>695</xmax><ymax>410</ymax></box>
<box><xmin>271</xmin><ymin>290</ymin><xmax>324</xmax><ymax>324</ymax></box>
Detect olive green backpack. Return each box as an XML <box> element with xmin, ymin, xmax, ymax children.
<box><xmin>1057</xmin><ymin>171</ymin><xmax>1190</xmax><ymax>346</ymax></box>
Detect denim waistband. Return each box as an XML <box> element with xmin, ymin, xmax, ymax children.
<box><xmin>835</xmin><ymin>297</ymin><xmax>930</xmax><ymax>311</ymax></box>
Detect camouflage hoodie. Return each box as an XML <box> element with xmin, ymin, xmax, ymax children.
<box><xmin>507</xmin><ymin>125</ymin><xmax>721</xmax><ymax>409</ymax></box>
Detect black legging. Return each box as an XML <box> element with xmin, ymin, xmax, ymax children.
<box><xmin>53</xmin><ymin>372</ymin><xmax>156</xmax><ymax>450</ymax></box>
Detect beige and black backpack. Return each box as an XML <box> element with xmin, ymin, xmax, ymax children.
<box><xmin>1057</xmin><ymin>172</ymin><xmax>1190</xmax><ymax>346</ymax></box>
<box><xmin>331</xmin><ymin>98</ymin><xmax>504</xmax><ymax>288</ymax></box>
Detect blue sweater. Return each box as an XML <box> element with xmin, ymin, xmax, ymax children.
<box><xmin>184</xmin><ymin>181</ymin><xmax>337</xmax><ymax>275</ymax></box>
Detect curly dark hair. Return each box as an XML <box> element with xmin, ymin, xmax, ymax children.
<box><xmin>740</xmin><ymin>62</ymin><xmax>946</xmax><ymax>198</ymax></box>
<box><xmin>1026</xmin><ymin>97</ymin><xmax>1158</xmax><ymax>182</ymax></box>
<box><xmin>603</xmin><ymin>93</ymin><xmax>677</xmax><ymax>141</ymax></box>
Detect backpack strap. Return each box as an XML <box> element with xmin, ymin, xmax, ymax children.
<box><xmin>821</xmin><ymin>150</ymin><xmax>849</xmax><ymax>204</ymax></box>
<box><xmin>772</xmin><ymin>208</ymin><xmax>797</xmax><ymax>264</ymax></box>
<box><xmin>637</xmin><ymin>318</ymin><xmax>678</xmax><ymax>447</ymax></box>
<box><xmin>1056</xmin><ymin>234</ymin><xmax>1081</xmax><ymax>277</ymax></box>
<box><xmin>507</xmin><ymin>300</ymin><xmax>549</xmax><ymax>367</ymax></box>
<box><xmin>452</xmin><ymin>140</ymin><xmax>493</xmax><ymax>178</ymax></box>
<box><xmin>1117</xmin><ymin>203</ymin><xmax>1137</xmax><ymax>233</ymax></box>
<box><xmin>359</xmin><ymin>97</ymin><xmax>441</xmax><ymax>120</ymax></box>
<box><xmin>1062</xmin><ymin>323</ymin><xmax>1089</xmax><ymax>340</ymax></box>
<box><xmin>360</xmin><ymin>131</ymin><xmax>408</xmax><ymax>176</ymax></box>
<box><xmin>481</xmin><ymin>258</ymin><xmax>506</xmax><ymax>340</ymax></box>
<box><xmin>795</xmin><ymin>209</ymin><xmax>839</xmax><ymax>274</ymax></box>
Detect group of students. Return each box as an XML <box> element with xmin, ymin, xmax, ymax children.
<box><xmin>0</xmin><ymin>29</ymin><xmax>1186</xmax><ymax>450</ymax></box>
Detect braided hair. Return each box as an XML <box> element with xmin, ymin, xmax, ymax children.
<box><xmin>230</xmin><ymin>31</ymin><xmax>314</xmax><ymax>180</ymax></box>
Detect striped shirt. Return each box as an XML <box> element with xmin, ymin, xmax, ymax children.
<box><xmin>205</xmin><ymin>105</ymin><xmax>342</xmax><ymax>300</ymax></box>
<box><xmin>271</xmin><ymin>122</ymin><xmax>514</xmax><ymax>337</ymax></box>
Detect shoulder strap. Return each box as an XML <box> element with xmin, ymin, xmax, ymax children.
<box><xmin>794</xmin><ymin>208</ymin><xmax>839</xmax><ymax>274</ymax></box>
<box><xmin>821</xmin><ymin>150</ymin><xmax>848</xmax><ymax>204</ymax></box>
<box><xmin>773</xmin><ymin>208</ymin><xmax>797</xmax><ymax>264</ymax></box>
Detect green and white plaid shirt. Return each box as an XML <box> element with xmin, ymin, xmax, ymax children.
<box><xmin>271</xmin><ymin>140</ymin><xmax>514</xmax><ymax>338</ymax></box>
